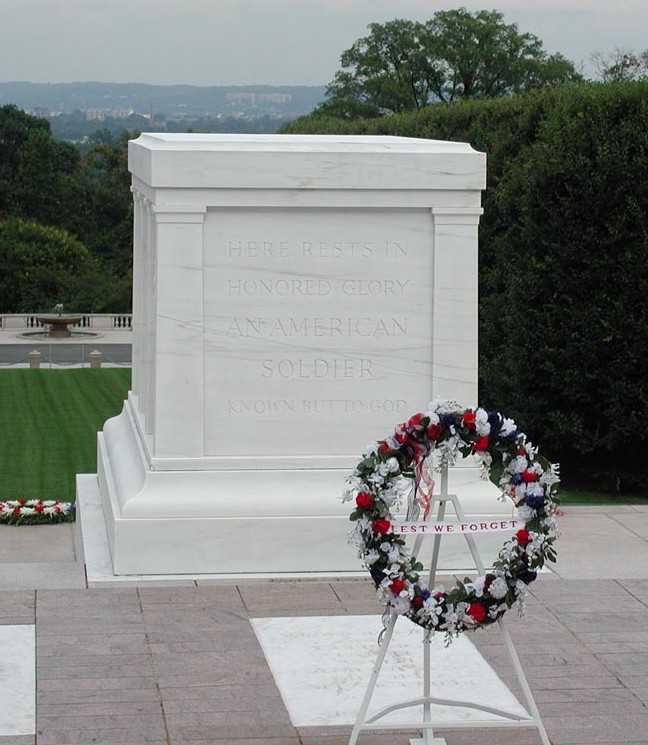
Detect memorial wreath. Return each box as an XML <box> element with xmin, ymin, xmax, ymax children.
<box><xmin>343</xmin><ymin>397</ymin><xmax>560</xmax><ymax>640</ymax></box>
<box><xmin>0</xmin><ymin>499</ymin><xmax>75</xmax><ymax>525</ymax></box>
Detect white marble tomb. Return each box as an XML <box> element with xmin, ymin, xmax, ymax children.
<box><xmin>80</xmin><ymin>133</ymin><xmax>513</xmax><ymax>575</ymax></box>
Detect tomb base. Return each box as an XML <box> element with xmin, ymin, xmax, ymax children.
<box><xmin>82</xmin><ymin>400</ymin><xmax>514</xmax><ymax>577</ymax></box>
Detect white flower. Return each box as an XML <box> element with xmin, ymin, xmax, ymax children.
<box><xmin>540</xmin><ymin>463</ymin><xmax>560</xmax><ymax>487</ymax></box>
<box><xmin>466</xmin><ymin>576</ymin><xmax>486</xmax><ymax>597</ymax></box>
<box><xmin>364</xmin><ymin>441</ymin><xmax>378</xmax><ymax>455</ymax></box>
<box><xmin>507</xmin><ymin>455</ymin><xmax>528</xmax><ymax>474</ymax></box>
<box><xmin>386</xmin><ymin>457</ymin><xmax>400</xmax><ymax>473</ymax></box>
<box><xmin>500</xmin><ymin>417</ymin><xmax>517</xmax><ymax>436</ymax></box>
<box><xmin>390</xmin><ymin>595</ymin><xmax>411</xmax><ymax>615</ymax></box>
<box><xmin>514</xmin><ymin>484</ymin><xmax>527</xmax><ymax>501</ymax></box>
<box><xmin>368</xmin><ymin>472</ymin><xmax>385</xmax><ymax>487</ymax></box>
<box><xmin>527</xmin><ymin>482</ymin><xmax>544</xmax><ymax>499</ymax></box>
<box><xmin>475</xmin><ymin>408</ymin><xmax>491</xmax><ymax>436</ymax></box>
<box><xmin>356</xmin><ymin>515</ymin><xmax>372</xmax><ymax>532</ymax></box>
<box><xmin>364</xmin><ymin>550</ymin><xmax>380</xmax><ymax>565</ymax></box>
<box><xmin>427</xmin><ymin>396</ymin><xmax>448</xmax><ymax>415</ymax></box>
<box><xmin>516</xmin><ymin>505</ymin><xmax>535</xmax><ymax>523</ymax></box>
<box><xmin>387</xmin><ymin>546</ymin><xmax>403</xmax><ymax>564</ymax></box>
<box><xmin>524</xmin><ymin>441</ymin><xmax>538</xmax><ymax>459</ymax></box>
<box><xmin>489</xmin><ymin>577</ymin><xmax>509</xmax><ymax>599</ymax></box>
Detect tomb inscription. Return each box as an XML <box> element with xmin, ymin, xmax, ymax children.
<box><xmin>203</xmin><ymin>209</ymin><xmax>434</xmax><ymax>457</ymax></box>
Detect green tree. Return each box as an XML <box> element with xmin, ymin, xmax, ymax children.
<box><xmin>0</xmin><ymin>105</ymin><xmax>50</xmax><ymax>215</ymax></box>
<box><xmin>317</xmin><ymin>8</ymin><xmax>581</xmax><ymax>118</ymax></box>
<box><xmin>592</xmin><ymin>47</ymin><xmax>648</xmax><ymax>82</ymax></box>
<box><xmin>0</xmin><ymin>104</ymin><xmax>88</xmax><ymax>235</ymax></box>
<box><xmin>0</xmin><ymin>218</ymin><xmax>109</xmax><ymax>313</ymax></box>
<box><xmin>81</xmin><ymin>131</ymin><xmax>135</xmax><ymax>311</ymax></box>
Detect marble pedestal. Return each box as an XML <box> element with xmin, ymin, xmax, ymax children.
<box><xmin>81</xmin><ymin>134</ymin><xmax>500</xmax><ymax>576</ymax></box>
<box><xmin>87</xmin><ymin>395</ymin><xmax>511</xmax><ymax>576</ymax></box>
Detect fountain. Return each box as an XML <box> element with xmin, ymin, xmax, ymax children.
<box><xmin>35</xmin><ymin>304</ymin><xmax>85</xmax><ymax>339</ymax></box>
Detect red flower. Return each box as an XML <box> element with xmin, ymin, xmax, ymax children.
<box><xmin>378</xmin><ymin>441</ymin><xmax>391</xmax><ymax>453</ymax></box>
<box><xmin>35</xmin><ymin>504</ymin><xmax>44</xmax><ymax>513</ymax></box>
<box><xmin>412</xmin><ymin>596</ymin><xmax>425</xmax><ymax>608</ymax></box>
<box><xmin>372</xmin><ymin>519</ymin><xmax>391</xmax><ymax>535</ymax></box>
<box><xmin>17</xmin><ymin>499</ymin><xmax>27</xmax><ymax>505</ymax></box>
<box><xmin>389</xmin><ymin>578</ymin><xmax>406</xmax><ymax>594</ymax></box>
<box><xmin>521</xmin><ymin>469</ymin><xmax>538</xmax><ymax>483</ymax></box>
<box><xmin>463</xmin><ymin>411</ymin><xmax>476</xmax><ymax>430</ymax></box>
<box><xmin>516</xmin><ymin>529</ymin><xmax>531</xmax><ymax>546</ymax></box>
<box><xmin>408</xmin><ymin>413</ymin><xmax>425</xmax><ymax>429</ymax></box>
<box><xmin>427</xmin><ymin>423</ymin><xmax>442</xmax><ymax>440</ymax></box>
<box><xmin>518</xmin><ymin>448</ymin><xmax>526</xmax><ymax>456</ymax></box>
<box><xmin>467</xmin><ymin>602</ymin><xmax>487</xmax><ymax>623</ymax></box>
<box><xmin>473</xmin><ymin>435</ymin><xmax>490</xmax><ymax>452</ymax></box>
<box><xmin>12</xmin><ymin>507</ymin><xmax>21</xmax><ymax>516</ymax></box>
<box><xmin>355</xmin><ymin>492</ymin><xmax>373</xmax><ymax>509</ymax></box>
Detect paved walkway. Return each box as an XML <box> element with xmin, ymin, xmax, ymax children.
<box><xmin>0</xmin><ymin>326</ymin><xmax>132</xmax><ymax>368</ymax></box>
<box><xmin>1</xmin><ymin>505</ymin><xmax>648</xmax><ymax>744</ymax></box>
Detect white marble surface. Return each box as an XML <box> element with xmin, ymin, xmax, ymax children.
<box><xmin>127</xmin><ymin>134</ymin><xmax>485</xmax><ymax>465</ymax></box>
<box><xmin>202</xmin><ymin>207</ymin><xmax>435</xmax><ymax>459</ymax></box>
<box><xmin>91</xmin><ymin>134</ymin><xmax>488</xmax><ymax>575</ymax></box>
<box><xmin>78</xmin><ymin>472</ymin><xmax>518</xmax><ymax>580</ymax></box>
<box><xmin>129</xmin><ymin>134</ymin><xmax>486</xmax><ymax>190</ymax></box>
<box><xmin>251</xmin><ymin>615</ymin><xmax>528</xmax><ymax>727</ymax></box>
<box><xmin>0</xmin><ymin>625</ymin><xmax>35</xmax><ymax>735</ymax></box>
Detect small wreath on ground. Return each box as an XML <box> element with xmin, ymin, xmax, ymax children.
<box><xmin>0</xmin><ymin>499</ymin><xmax>75</xmax><ymax>525</ymax></box>
<box><xmin>343</xmin><ymin>398</ymin><xmax>560</xmax><ymax>640</ymax></box>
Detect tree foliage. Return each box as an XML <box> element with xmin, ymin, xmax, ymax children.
<box><xmin>0</xmin><ymin>105</ymin><xmax>134</xmax><ymax>311</ymax></box>
<box><xmin>285</xmin><ymin>81</ymin><xmax>648</xmax><ymax>492</ymax></box>
<box><xmin>592</xmin><ymin>47</ymin><xmax>648</xmax><ymax>82</ymax></box>
<box><xmin>317</xmin><ymin>9</ymin><xmax>581</xmax><ymax>118</ymax></box>
<box><xmin>0</xmin><ymin>105</ymin><xmax>87</xmax><ymax>232</ymax></box>
<box><xmin>0</xmin><ymin>218</ymin><xmax>109</xmax><ymax>313</ymax></box>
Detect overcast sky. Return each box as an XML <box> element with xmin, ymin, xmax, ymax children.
<box><xmin>1</xmin><ymin>0</ymin><xmax>647</xmax><ymax>86</ymax></box>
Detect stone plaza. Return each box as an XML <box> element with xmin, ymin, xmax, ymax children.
<box><xmin>1</xmin><ymin>508</ymin><xmax>648</xmax><ymax>744</ymax></box>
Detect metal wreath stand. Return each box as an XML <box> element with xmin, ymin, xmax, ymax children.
<box><xmin>348</xmin><ymin>463</ymin><xmax>551</xmax><ymax>745</ymax></box>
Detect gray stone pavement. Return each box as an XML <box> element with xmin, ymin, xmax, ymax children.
<box><xmin>1</xmin><ymin>506</ymin><xmax>648</xmax><ymax>744</ymax></box>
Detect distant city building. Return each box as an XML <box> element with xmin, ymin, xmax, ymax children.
<box><xmin>86</xmin><ymin>108</ymin><xmax>134</xmax><ymax>121</ymax></box>
<box><xmin>226</xmin><ymin>92</ymin><xmax>292</xmax><ymax>105</ymax></box>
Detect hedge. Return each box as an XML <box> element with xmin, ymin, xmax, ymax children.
<box><xmin>282</xmin><ymin>82</ymin><xmax>648</xmax><ymax>492</ymax></box>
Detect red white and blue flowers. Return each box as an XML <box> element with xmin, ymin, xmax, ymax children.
<box><xmin>343</xmin><ymin>397</ymin><xmax>560</xmax><ymax>640</ymax></box>
<box><xmin>0</xmin><ymin>499</ymin><xmax>75</xmax><ymax>524</ymax></box>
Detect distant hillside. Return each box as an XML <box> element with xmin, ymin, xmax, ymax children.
<box><xmin>0</xmin><ymin>81</ymin><xmax>326</xmax><ymax>118</ymax></box>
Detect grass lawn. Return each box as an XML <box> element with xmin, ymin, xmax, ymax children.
<box><xmin>0</xmin><ymin>369</ymin><xmax>131</xmax><ymax>502</ymax></box>
<box><xmin>2</xmin><ymin>368</ymin><xmax>646</xmax><ymax>508</ymax></box>
<box><xmin>557</xmin><ymin>487</ymin><xmax>648</xmax><ymax>505</ymax></box>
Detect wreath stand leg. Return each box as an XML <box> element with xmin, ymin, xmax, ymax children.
<box><xmin>348</xmin><ymin>464</ymin><xmax>552</xmax><ymax>745</ymax></box>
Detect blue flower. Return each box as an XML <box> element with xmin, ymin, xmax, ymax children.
<box><xmin>487</xmin><ymin>411</ymin><xmax>502</xmax><ymax>439</ymax></box>
<box><xmin>512</xmin><ymin>473</ymin><xmax>523</xmax><ymax>485</ymax></box>
<box><xmin>440</xmin><ymin>413</ymin><xmax>457</xmax><ymax>427</ymax></box>
<box><xmin>525</xmin><ymin>493</ymin><xmax>545</xmax><ymax>509</ymax></box>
